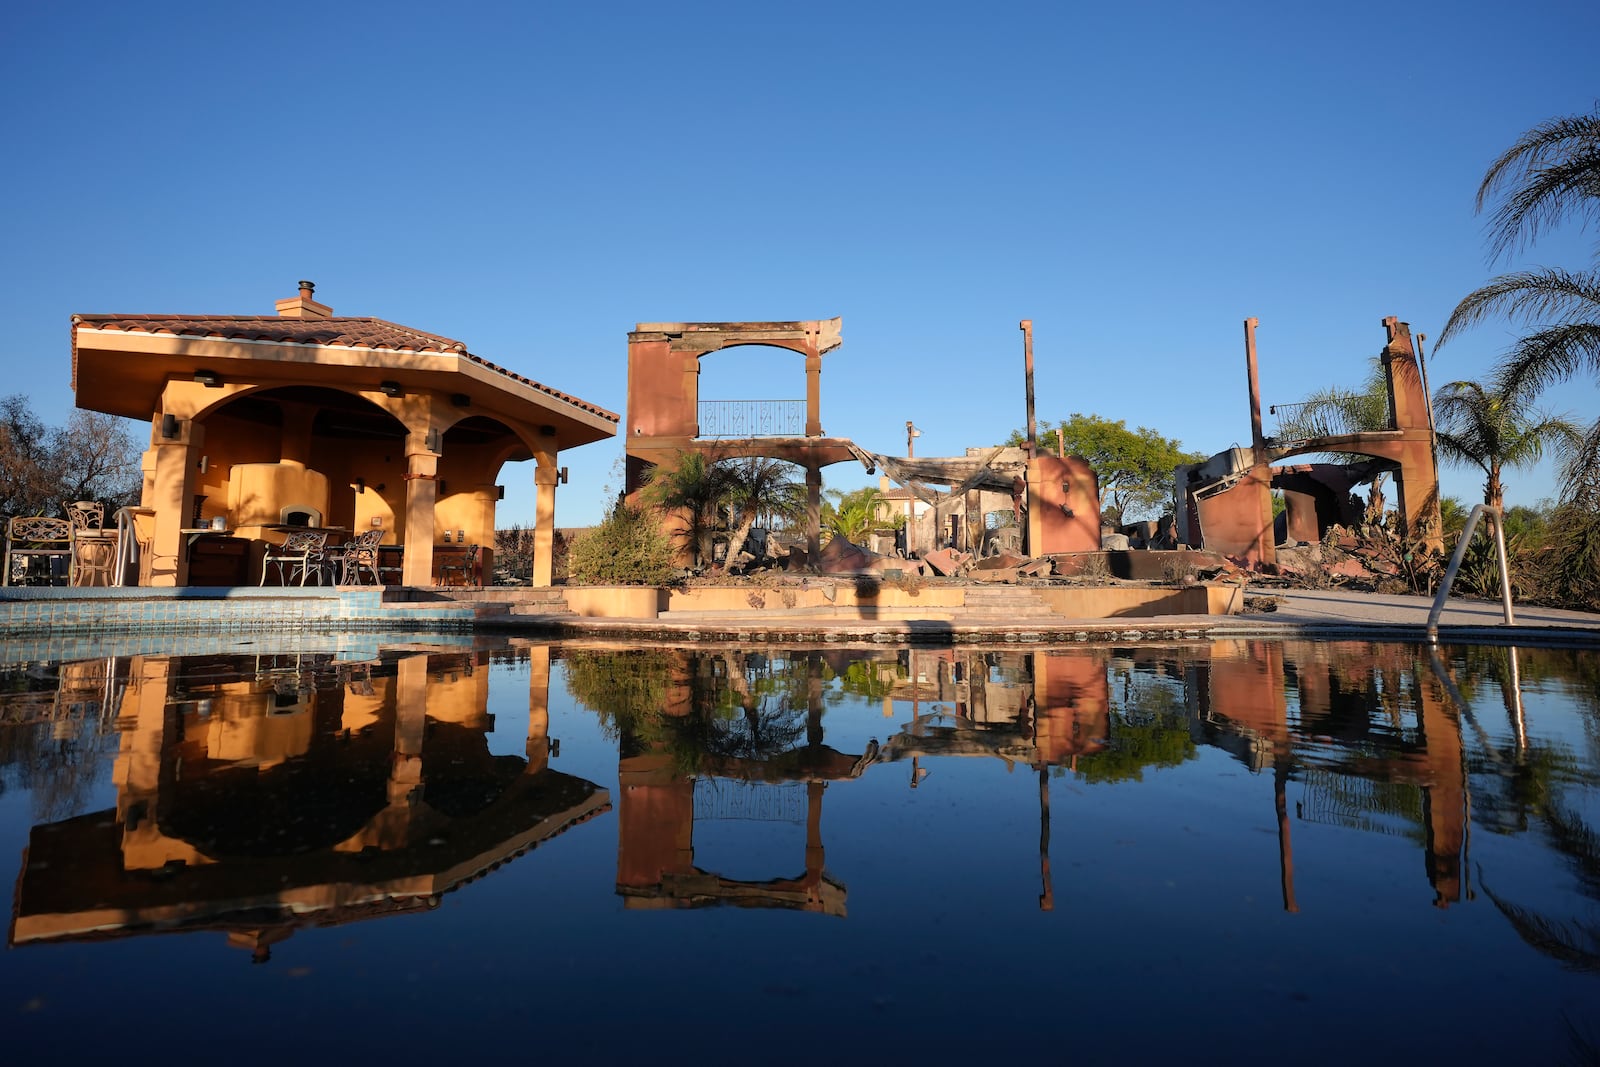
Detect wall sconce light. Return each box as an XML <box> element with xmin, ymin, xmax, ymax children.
<box><xmin>438</xmin><ymin>479</ymin><xmax>447</xmax><ymax>495</ymax></box>
<box><xmin>450</xmin><ymin>393</ymin><xmax>471</xmax><ymax>408</ymax></box>
<box><xmin>160</xmin><ymin>413</ymin><xmax>180</xmax><ymax>440</ymax></box>
<box><xmin>425</xmin><ymin>428</ymin><xmax>441</xmax><ymax>452</ymax></box>
<box><xmin>197</xmin><ymin>455</ymin><xmax>210</xmax><ymax>474</ymax></box>
<box><xmin>558</xmin><ymin>467</ymin><xmax>569</xmax><ymax>485</ymax></box>
<box><xmin>193</xmin><ymin>370</ymin><xmax>222</xmax><ymax>388</ymax></box>
<box><xmin>457</xmin><ymin>529</ymin><xmax>464</xmax><ymax>543</ymax></box>
<box><xmin>495</xmin><ymin>485</ymin><xmax>505</xmax><ymax>500</ymax></box>
<box><xmin>442</xmin><ymin>530</ymin><xmax>452</xmax><ymax>543</ymax></box>
<box><xmin>380</xmin><ymin>381</ymin><xmax>403</xmax><ymax>398</ymax></box>
<box><xmin>371</xmin><ymin>516</ymin><xmax>384</xmax><ymax>528</ymax></box>
<box><xmin>355</xmin><ymin>477</ymin><xmax>366</xmax><ymax>494</ymax></box>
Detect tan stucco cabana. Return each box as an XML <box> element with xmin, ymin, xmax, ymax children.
<box><xmin>71</xmin><ymin>282</ymin><xmax>616</xmax><ymax>586</ymax></box>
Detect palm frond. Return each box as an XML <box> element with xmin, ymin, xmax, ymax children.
<box><xmin>1481</xmin><ymin>879</ymin><xmax>1600</xmax><ymax>973</ymax></box>
<box><xmin>1438</xmin><ymin>268</ymin><xmax>1600</xmax><ymax>347</ymax></box>
<box><xmin>1495</xmin><ymin>322</ymin><xmax>1600</xmax><ymax>396</ymax></box>
<box><xmin>1561</xmin><ymin>418</ymin><xmax>1600</xmax><ymax>492</ymax></box>
<box><xmin>1476</xmin><ymin>109</ymin><xmax>1600</xmax><ymax>264</ymax></box>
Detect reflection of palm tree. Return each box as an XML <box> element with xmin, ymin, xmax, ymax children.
<box><xmin>1480</xmin><ymin>872</ymin><xmax>1600</xmax><ymax>973</ymax></box>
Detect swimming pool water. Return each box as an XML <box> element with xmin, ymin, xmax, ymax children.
<box><xmin>1</xmin><ymin>638</ymin><xmax>1596</xmax><ymax>1063</ymax></box>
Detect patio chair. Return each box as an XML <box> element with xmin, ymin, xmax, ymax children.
<box><xmin>4</xmin><ymin>516</ymin><xmax>73</xmax><ymax>587</ymax></box>
<box><xmin>337</xmin><ymin>529</ymin><xmax>386</xmax><ymax>585</ymax></box>
<box><xmin>259</xmin><ymin>530</ymin><xmax>329</xmax><ymax>586</ymax></box>
<box><xmin>67</xmin><ymin>500</ymin><xmax>105</xmax><ymax>531</ymax></box>
<box><xmin>67</xmin><ymin>501</ymin><xmax>116</xmax><ymax>586</ymax></box>
<box><xmin>439</xmin><ymin>543</ymin><xmax>480</xmax><ymax>587</ymax></box>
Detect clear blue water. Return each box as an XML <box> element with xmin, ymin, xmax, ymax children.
<box><xmin>1</xmin><ymin>638</ymin><xmax>1597</xmax><ymax>1064</ymax></box>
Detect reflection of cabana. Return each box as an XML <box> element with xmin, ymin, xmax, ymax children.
<box><xmin>71</xmin><ymin>282</ymin><xmax>617</xmax><ymax>586</ymax></box>
<box><xmin>10</xmin><ymin>648</ymin><xmax>610</xmax><ymax>956</ymax></box>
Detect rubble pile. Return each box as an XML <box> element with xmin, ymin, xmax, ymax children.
<box><xmin>1220</xmin><ymin>523</ymin><xmax>1442</xmax><ymax>594</ymax></box>
<box><xmin>682</xmin><ymin>523</ymin><xmax>1446</xmax><ymax>597</ymax></box>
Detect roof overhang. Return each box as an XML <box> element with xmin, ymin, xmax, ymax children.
<box><xmin>72</xmin><ymin>326</ymin><xmax>616</xmax><ymax>450</ymax></box>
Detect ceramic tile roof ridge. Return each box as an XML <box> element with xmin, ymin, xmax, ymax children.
<box><xmin>75</xmin><ymin>315</ymin><xmax>467</xmax><ymax>351</ymax></box>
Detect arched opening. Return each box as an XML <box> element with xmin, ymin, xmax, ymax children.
<box><xmin>196</xmin><ymin>386</ymin><xmax>409</xmax><ymax>537</ymax></box>
<box><xmin>695</xmin><ymin>343</ymin><xmax>811</xmax><ymax>440</ymax></box>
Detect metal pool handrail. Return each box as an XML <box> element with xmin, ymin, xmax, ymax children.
<box><xmin>1426</xmin><ymin>503</ymin><xmax>1513</xmax><ymax>643</ymax></box>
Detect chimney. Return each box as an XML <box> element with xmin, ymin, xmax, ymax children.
<box><xmin>275</xmin><ymin>279</ymin><xmax>332</xmax><ymax>319</ymax></box>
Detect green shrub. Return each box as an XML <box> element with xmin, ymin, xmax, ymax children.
<box><xmin>565</xmin><ymin>503</ymin><xmax>677</xmax><ymax>585</ymax></box>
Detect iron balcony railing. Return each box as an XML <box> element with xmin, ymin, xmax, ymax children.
<box><xmin>1268</xmin><ymin>398</ymin><xmax>1394</xmax><ymax>441</ymax></box>
<box><xmin>697</xmin><ymin>399</ymin><xmax>806</xmax><ymax>438</ymax></box>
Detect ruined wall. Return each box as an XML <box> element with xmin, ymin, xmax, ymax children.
<box><xmin>1027</xmin><ymin>455</ymin><xmax>1100</xmax><ymax>554</ymax></box>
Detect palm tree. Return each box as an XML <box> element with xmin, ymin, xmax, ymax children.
<box><xmin>1432</xmin><ymin>378</ymin><xmax>1580</xmax><ymax>510</ymax></box>
<box><xmin>1438</xmin><ymin>106</ymin><xmax>1600</xmax><ymax>495</ymax></box>
<box><xmin>821</xmin><ymin>486</ymin><xmax>889</xmax><ymax>546</ymax></box>
<box><xmin>721</xmin><ymin>458</ymin><xmax>805</xmax><ymax>570</ymax></box>
<box><xmin>641</xmin><ymin>450</ymin><xmax>730</xmax><ymax>569</ymax></box>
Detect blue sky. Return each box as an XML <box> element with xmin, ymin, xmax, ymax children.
<box><xmin>4</xmin><ymin>0</ymin><xmax>1598</xmax><ymax>527</ymax></box>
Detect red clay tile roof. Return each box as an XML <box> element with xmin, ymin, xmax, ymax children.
<box><xmin>72</xmin><ymin>314</ymin><xmax>618</xmax><ymax>422</ymax></box>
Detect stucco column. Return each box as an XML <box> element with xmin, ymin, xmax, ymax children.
<box><xmin>805</xmin><ymin>354</ymin><xmax>822</xmax><ymax>437</ymax></box>
<box><xmin>686</xmin><ymin>358</ymin><xmax>702</xmax><ymax>438</ymax></box>
<box><xmin>402</xmin><ymin>445</ymin><xmax>438</xmax><ymax>586</ymax></box>
<box><xmin>143</xmin><ymin>419</ymin><xmax>203</xmax><ymax>587</ymax></box>
<box><xmin>390</xmin><ymin>653</ymin><xmax>428</xmax><ymax>807</ymax></box>
<box><xmin>526</xmin><ymin>644</ymin><xmax>551</xmax><ymax>774</ymax></box>
<box><xmin>113</xmin><ymin>656</ymin><xmax>173</xmax><ymax>819</ymax></box>
<box><xmin>805</xmin><ymin>464</ymin><xmax>822</xmax><ymax>561</ymax></box>
<box><xmin>533</xmin><ymin>451</ymin><xmax>557</xmax><ymax>587</ymax></box>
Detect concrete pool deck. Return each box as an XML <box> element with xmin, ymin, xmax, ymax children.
<box><xmin>2</xmin><ymin>582</ymin><xmax>1596</xmax><ymax>651</ymax></box>
<box><xmin>468</xmin><ymin>586</ymin><xmax>1600</xmax><ymax>648</ymax></box>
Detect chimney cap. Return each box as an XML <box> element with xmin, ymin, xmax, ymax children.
<box><xmin>298</xmin><ymin>280</ymin><xmax>316</xmax><ymax>295</ymax></box>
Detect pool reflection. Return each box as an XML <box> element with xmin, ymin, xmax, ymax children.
<box><xmin>8</xmin><ymin>646</ymin><xmax>608</xmax><ymax>959</ymax></box>
<box><xmin>4</xmin><ymin>637</ymin><xmax>1595</xmax><ymax>968</ymax></box>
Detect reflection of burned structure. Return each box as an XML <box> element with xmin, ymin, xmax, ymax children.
<box><xmin>1185</xmin><ymin>639</ymin><xmax>1466</xmax><ymax>909</ymax></box>
<box><xmin>10</xmin><ymin>646</ymin><xmax>609</xmax><ymax>959</ymax></box>
<box><xmin>613</xmin><ymin>650</ymin><xmax>873</xmax><ymax>916</ymax></box>
<box><xmin>876</xmin><ymin>649</ymin><xmax>1109</xmax><ymax>770</ymax></box>
<box><xmin>874</xmin><ymin>648</ymin><xmax>1110</xmax><ymax>910</ymax></box>
<box><xmin>1179</xmin><ymin>317</ymin><xmax>1442</xmax><ymax>565</ymax></box>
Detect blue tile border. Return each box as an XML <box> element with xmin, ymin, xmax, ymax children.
<box><xmin>0</xmin><ymin>587</ymin><xmax>475</xmax><ymax>640</ymax></box>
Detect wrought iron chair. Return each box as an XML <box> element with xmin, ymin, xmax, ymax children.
<box><xmin>438</xmin><ymin>543</ymin><xmax>480</xmax><ymax>587</ymax></box>
<box><xmin>67</xmin><ymin>501</ymin><xmax>116</xmax><ymax>586</ymax></box>
<box><xmin>259</xmin><ymin>530</ymin><xmax>329</xmax><ymax>586</ymax></box>
<box><xmin>4</xmin><ymin>516</ymin><xmax>73</xmax><ymax>586</ymax></box>
<box><xmin>337</xmin><ymin>529</ymin><xmax>386</xmax><ymax>585</ymax></box>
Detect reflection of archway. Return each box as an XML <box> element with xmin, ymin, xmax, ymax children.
<box><xmin>611</xmin><ymin>649</ymin><xmax>868</xmax><ymax>915</ymax></box>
